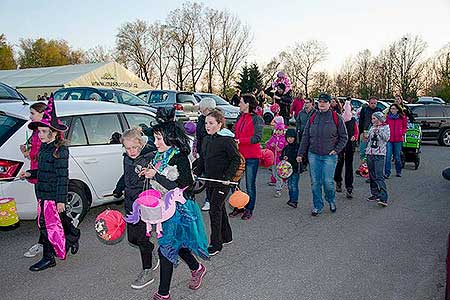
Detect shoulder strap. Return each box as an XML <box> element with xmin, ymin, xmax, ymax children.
<box><xmin>309</xmin><ymin>111</ymin><xmax>339</xmax><ymax>128</ymax></box>
<box><xmin>309</xmin><ymin>112</ymin><xmax>317</xmax><ymax>125</ymax></box>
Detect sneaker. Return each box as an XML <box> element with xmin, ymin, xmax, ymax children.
<box><xmin>396</xmin><ymin>173</ymin><xmax>402</xmax><ymax>177</ymax></box>
<box><xmin>201</xmin><ymin>202</ymin><xmax>210</xmax><ymax>211</ymax></box>
<box><xmin>24</xmin><ymin>243</ymin><xmax>43</xmax><ymax>258</ymax></box>
<box><xmin>286</xmin><ymin>201</ymin><xmax>297</xmax><ymax>208</ymax></box>
<box><xmin>311</xmin><ymin>208</ymin><xmax>321</xmax><ymax>217</ymax></box>
<box><xmin>207</xmin><ymin>245</ymin><xmax>221</xmax><ymax>256</ymax></box>
<box><xmin>189</xmin><ymin>263</ymin><xmax>206</xmax><ymax>290</ymax></box>
<box><xmin>153</xmin><ymin>292</ymin><xmax>171</xmax><ymax>300</ymax></box>
<box><xmin>365</xmin><ymin>179</ymin><xmax>370</xmax><ymax>183</ymax></box>
<box><xmin>367</xmin><ymin>195</ymin><xmax>379</xmax><ymax>202</ymax></box>
<box><xmin>241</xmin><ymin>210</ymin><xmax>252</xmax><ymax>220</ymax></box>
<box><xmin>377</xmin><ymin>200</ymin><xmax>388</xmax><ymax>207</ymax></box>
<box><xmin>384</xmin><ymin>174</ymin><xmax>390</xmax><ymax>179</ymax></box>
<box><xmin>229</xmin><ymin>208</ymin><xmax>244</xmax><ymax>218</ymax></box>
<box><xmin>267</xmin><ymin>181</ymin><xmax>276</xmax><ymax>186</ymax></box>
<box><xmin>335</xmin><ymin>182</ymin><xmax>342</xmax><ymax>193</ymax></box>
<box><xmin>274</xmin><ymin>190</ymin><xmax>281</xmax><ymax>198</ymax></box>
<box><xmin>222</xmin><ymin>239</ymin><xmax>233</xmax><ymax>246</ymax></box>
<box><xmin>330</xmin><ymin>203</ymin><xmax>337</xmax><ymax>213</ymax></box>
<box><xmin>131</xmin><ymin>269</ymin><xmax>154</xmax><ymax>289</ymax></box>
<box><xmin>346</xmin><ymin>189</ymin><xmax>353</xmax><ymax>199</ymax></box>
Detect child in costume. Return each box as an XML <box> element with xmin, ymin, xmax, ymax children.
<box><xmin>194</xmin><ymin>109</ymin><xmax>241</xmax><ymax>256</ymax></box>
<box><xmin>366</xmin><ymin>112</ymin><xmax>390</xmax><ymax>207</ymax></box>
<box><xmin>281</xmin><ymin>129</ymin><xmax>302</xmax><ymax>208</ymax></box>
<box><xmin>113</xmin><ymin>128</ymin><xmax>158</xmax><ymax>289</ymax></box>
<box><xmin>265</xmin><ymin>122</ymin><xmax>288</xmax><ymax>197</ymax></box>
<box><xmin>141</xmin><ymin>121</ymin><xmax>209</xmax><ymax>300</ymax></box>
<box><xmin>271</xmin><ymin>71</ymin><xmax>292</xmax><ymax>95</ymax></box>
<box><xmin>20</xmin><ymin>98</ymin><xmax>80</xmax><ymax>272</ymax></box>
<box><xmin>20</xmin><ymin>102</ymin><xmax>47</xmax><ymax>258</ymax></box>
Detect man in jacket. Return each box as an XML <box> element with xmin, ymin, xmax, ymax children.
<box><xmin>358</xmin><ymin>97</ymin><xmax>382</xmax><ymax>162</ymax></box>
<box><xmin>297</xmin><ymin>93</ymin><xmax>348</xmax><ymax>216</ymax></box>
<box><xmin>265</xmin><ymin>83</ymin><xmax>293</xmax><ymax>125</ymax></box>
<box><xmin>295</xmin><ymin>97</ymin><xmax>316</xmax><ymax>143</ymax></box>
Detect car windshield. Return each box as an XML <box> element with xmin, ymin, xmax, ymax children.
<box><xmin>0</xmin><ymin>114</ymin><xmax>26</xmax><ymax>146</ymax></box>
<box><xmin>97</xmin><ymin>89</ymin><xmax>148</xmax><ymax>106</ymax></box>
<box><xmin>0</xmin><ymin>84</ymin><xmax>23</xmax><ymax>100</ymax></box>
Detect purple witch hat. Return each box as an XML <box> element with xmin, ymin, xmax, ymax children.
<box><xmin>28</xmin><ymin>98</ymin><xmax>68</xmax><ymax>132</ymax></box>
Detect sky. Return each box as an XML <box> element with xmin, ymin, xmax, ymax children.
<box><xmin>1</xmin><ymin>0</ymin><xmax>450</xmax><ymax>72</ymax></box>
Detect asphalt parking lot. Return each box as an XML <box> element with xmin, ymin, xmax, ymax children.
<box><xmin>1</xmin><ymin>142</ymin><xmax>449</xmax><ymax>300</ymax></box>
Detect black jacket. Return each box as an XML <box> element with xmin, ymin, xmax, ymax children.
<box><xmin>28</xmin><ymin>141</ymin><xmax>69</xmax><ymax>203</ymax></box>
<box><xmin>359</xmin><ymin>105</ymin><xmax>383</xmax><ymax>132</ymax></box>
<box><xmin>281</xmin><ymin>142</ymin><xmax>300</xmax><ymax>174</ymax></box>
<box><xmin>115</xmin><ymin>145</ymin><xmax>155</xmax><ymax>213</ymax></box>
<box><xmin>195</xmin><ymin>114</ymin><xmax>208</xmax><ymax>155</ymax></box>
<box><xmin>264</xmin><ymin>87</ymin><xmax>293</xmax><ymax>119</ymax></box>
<box><xmin>194</xmin><ymin>131</ymin><xmax>241</xmax><ymax>187</ymax></box>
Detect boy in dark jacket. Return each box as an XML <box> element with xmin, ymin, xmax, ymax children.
<box><xmin>281</xmin><ymin>129</ymin><xmax>303</xmax><ymax>208</ymax></box>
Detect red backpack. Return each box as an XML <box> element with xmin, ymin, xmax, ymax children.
<box><xmin>309</xmin><ymin>110</ymin><xmax>339</xmax><ymax>127</ymax></box>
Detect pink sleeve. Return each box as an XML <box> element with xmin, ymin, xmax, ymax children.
<box><xmin>353</xmin><ymin>122</ymin><xmax>359</xmax><ymax>141</ymax></box>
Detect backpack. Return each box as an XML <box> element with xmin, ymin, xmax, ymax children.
<box><xmin>232</xmin><ymin>151</ymin><xmax>246</xmax><ymax>182</ymax></box>
<box><xmin>309</xmin><ymin>110</ymin><xmax>339</xmax><ymax>127</ymax></box>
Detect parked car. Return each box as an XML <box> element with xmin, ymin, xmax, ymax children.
<box><xmin>0</xmin><ymin>82</ymin><xmax>27</xmax><ymax>101</ymax></box>
<box><xmin>136</xmin><ymin>90</ymin><xmax>199</xmax><ymax>121</ymax></box>
<box><xmin>194</xmin><ymin>93</ymin><xmax>240</xmax><ymax>124</ymax></box>
<box><xmin>416</xmin><ymin>96</ymin><xmax>446</xmax><ymax>104</ymax></box>
<box><xmin>0</xmin><ymin>100</ymin><xmax>158</xmax><ymax>224</ymax></box>
<box><xmin>53</xmin><ymin>87</ymin><xmax>155</xmax><ymax>113</ymax></box>
<box><xmin>408</xmin><ymin>104</ymin><xmax>450</xmax><ymax>146</ymax></box>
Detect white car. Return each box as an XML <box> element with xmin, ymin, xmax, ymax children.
<box><xmin>0</xmin><ymin>101</ymin><xmax>157</xmax><ymax>225</ymax></box>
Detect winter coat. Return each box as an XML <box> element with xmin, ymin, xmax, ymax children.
<box><xmin>298</xmin><ymin>110</ymin><xmax>348</xmax><ymax>157</ymax></box>
<box><xmin>290</xmin><ymin>98</ymin><xmax>305</xmax><ymax>117</ymax></box>
<box><xmin>281</xmin><ymin>142</ymin><xmax>300</xmax><ymax>174</ymax></box>
<box><xmin>195</xmin><ymin>114</ymin><xmax>208</xmax><ymax>155</ymax></box>
<box><xmin>28</xmin><ymin>141</ymin><xmax>69</xmax><ymax>203</ymax></box>
<box><xmin>343</xmin><ymin>118</ymin><xmax>359</xmax><ymax>152</ymax></box>
<box><xmin>386</xmin><ymin>114</ymin><xmax>407</xmax><ymax>143</ymax></box>
<box><xmin>115</xmin><ymin>145</ymin><xmax>155</xmax><ymax>213</ymax></box>
<box><xmin>195</xmin><ymin>128</ymin><xmax>241</xmax><ymax>187</ymax></box>
<box><xmin>266</xmin><ymin>133</ymin><xmax>288</xmax><ymax>165</ymax></box>
<box><xmin>296</xmin><ymin>107</ymin><xmax>316</xmax><ymax>142</ymax></box>
<box><xmin>264</xmin><ymin>88</ymin><xmax>293</xmax><ymax>120</ymax></box>
<box><xmin>365</xmin><ymin>124</ymin><xmax>390</xmax><ymax>156</ymax></box>
<box><xmin>27</xmin><ymin>129</ymin><xmax>42</xmax><ymax>184</ymax></box>
<box><xmin>234</xmin><ymin>113</ymin><xmax>264</xmax><ymax>159</ymax></box>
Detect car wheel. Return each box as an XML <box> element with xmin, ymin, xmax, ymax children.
<box><xmin>66</xmin><ymin>181</ymin><xmax>90</xmax><ymax>226</ymax></box>
<box><xmin>263</xmin><ymin>113</ymin><xmax>273</xmax><ymax>125</ymax></box>
<box><xmin>438</xmin><ymin>129</ymin><xmax>450</xmax><ymax>146</ymax></box>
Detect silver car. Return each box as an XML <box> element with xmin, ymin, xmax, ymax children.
<box><xmin>194</xmin><ymin>93</ymin><xmax>240</xmax><ymax>125</ymax></box>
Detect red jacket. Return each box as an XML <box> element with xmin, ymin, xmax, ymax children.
<box><xmin>290</xmin><ymin>98</ymin><xmax>305</xmax><ymax>117</ymax></box>
<box><xmin>386</xmin><ymin>114</ymin><xmax>407</xmax><ymax>143</ymax></box>
<box><xmin>234</xmin><ymin>113</ymin><xmax>264</xmax><ymax>159</ymax></box>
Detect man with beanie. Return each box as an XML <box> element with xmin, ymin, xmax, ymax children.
<box><xmin>358</xmin><ymin>97</ymin><xmax>383</xmax><ymax>162</ymax></box>
<box><xmin>366</xmin><ymin>111</ymin><xmax>390</xmax><ymax>207</ymax></box>
<box><xmin>281</xmin><ymin>128</ymin><xmax>302</xmax><ymax>208</ymax></box>
<box><xmin>297</xmin><ymin>93</ymin><xmax>348</xmax><ymax>216</ymax></box>
<box><xmin>265</xmin><ymin>83</ymin><xmax>293</xmax><ymax>125</ymax></box>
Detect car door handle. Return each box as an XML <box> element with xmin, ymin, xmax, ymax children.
<box><xmin>83</xmin><ymin>158</ymin><xmax>98</xmax><ymax>164</ymax></box>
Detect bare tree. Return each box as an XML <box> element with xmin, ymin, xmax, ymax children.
<box><xmin>392</xmin><ymin>35</ymin><xmax>427</xmax><ymax>99</ymax></box>
<box><xmin>283</xmin><ymin>40</ymin><xmax>327</xmax><ymax>97</ymax></box>
<box><xmin>334</xmin><ymin>57</ymin><xmax>355</xmax><ymax>97</ymax></box>
<box><xmin>354</xmin><ymin>49</ymin><xmax>376</xmax><ymax>99</ymax></box>
<box><xmin>116</xmin><ymin>19</ymin><xmax>157</xmax><ymax>84</ymax></box>
<box><xmin>149</xmin><ymin>22</ymin><xmax>171</xmax><ymax>89</ymax></box>
<box><xmin>373</xmin><ymin>45</ymin><xmax>396</xmax><ymax>98</ymax></box>
<box><xmin>261</xmin><ymin>57</ymin><xmax>282</xmax><ymax>90</ymax></box>
<box><xmin>213</xmin><ymin>10</ymin><xmax>252</xmax><ymax>97</ymax></box>
<box><xmin>310</xmin><ymin>71</ymin><xmax>334</xmax><ymax>97</ymax></box>
<box><xmin>85</xmin><ymin>46</ymin><xmax>113</xmax><ymax>63</ymax></box>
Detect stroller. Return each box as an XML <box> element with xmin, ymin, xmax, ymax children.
<box><xmin>401</xmin><ymin>122</ymin><xmax>422</xmax><ymax>170</ymax></box>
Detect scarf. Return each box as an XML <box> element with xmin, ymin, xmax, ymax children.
<box><xmin>152</xmin><ymin>147</ymin><xmax>179</xmax><ymax>173</ymax></box>
<box><xmin>388</xmin><ymin>112</ymin><xmax>400</xmax><ymax>120</ymax></box>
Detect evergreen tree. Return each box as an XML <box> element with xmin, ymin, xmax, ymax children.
<box><xmin>237</xmin><ymin>64</ymin><xmax>251</xmax><ymax>93</ymax></box>
<box><xmin>248</xmin><ymin>63</ymin><xmax>263</xmax><ymax>92</ymax></box>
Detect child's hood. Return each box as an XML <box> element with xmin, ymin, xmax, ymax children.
<box><xmin>217</xmin><ymin>128</ymin><xmax>235</xmax><ymax>138</ymax></box>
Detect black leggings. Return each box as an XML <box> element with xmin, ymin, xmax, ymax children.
<box><xmin>158</xmin><ymin>248</ymin><xmax>199</xmax><ymax>296</ymax></box>
<box><xmin>207</xmin><ymin>186</ymin><xmax>232</xmax><ymax>249</ymax></box>
<box><xmin>127</xmin><ymin>221</ymin><xmax>154</xmax><ymax>269</ymax></box>
<box><xmin>334</xmin><ymin>143</ymin><xmax>355</xmax><ymax>189</ymax></box>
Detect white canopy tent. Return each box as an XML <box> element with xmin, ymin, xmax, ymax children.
<box><xmin>0</xmin><ymin>62</ymin><xmax>150</xmax><ymax>100</ymax></box>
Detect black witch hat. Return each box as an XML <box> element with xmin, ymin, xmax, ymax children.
<box><xmin>28</xmin><ymin>97</ymin><xmax>68</xmax><ymax>132</ymax></box>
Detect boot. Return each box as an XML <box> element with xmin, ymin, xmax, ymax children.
<box><xmin>29</xmin><ymin>256</ymin><xmax>56</xmax><ymax>272</ymax></box>
<box><xmin>335</xmin><ymin>181</ymin><xmax>343</xmax><ymax>193</ymax></box>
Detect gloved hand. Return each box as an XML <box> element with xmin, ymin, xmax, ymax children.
<box><xmin>113</xmin><ymin>189</ymin><xmax>123</xmax><ymax>199</ymax></box>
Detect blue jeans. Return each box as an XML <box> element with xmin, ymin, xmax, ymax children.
<box><xmin>359</xmin><ymin>140</ymin><xmax>368</xmax><ymax>161</ymax></box>
<box><xmin>244</xmin><ymin>158</ymin><xmax>259</xmax><ymax>212</ymax></box>
<box><xmin>308</xmin><ymin>152</ymin><xmax>338</xmax><ymax>211</ymax></box>
<box><xmin>287</xmin><ymin>172</ymin><xmax>300</xmax><ymax>203</ymax></box>
<box><xmin>385</xmin><ymin>142</ymin><xmax>402</xmax><ymax>176</ymax></box>
<box><xmin>367</xmin><ymin>155</ymin><xmax>388</xmax><ymax>202</ymax></box>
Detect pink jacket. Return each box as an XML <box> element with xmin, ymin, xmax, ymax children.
<box><xmin>27</xmin><ymin>130</ymin><xmax>42</xmax><ymax>184</ymax></box>
<box><xmin>386</xmin><ymin>114</ymin><xmax>407</xmax><ymax>143</ymax></box>
<box><xmin>266</xmin><ymin>134</ymin><xmax>287</xmax><ymax>165</ymax></box>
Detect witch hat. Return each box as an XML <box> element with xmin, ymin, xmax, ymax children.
<box><xmin>28</xmin><ymin>97</ymin><xmax>68</xmax><ymax>132</ymax></box>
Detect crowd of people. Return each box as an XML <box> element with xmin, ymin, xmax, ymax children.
<box><xmin>17</xmin><ymin>71</ymin><xmax>412</xmax><ymax>300</ymax></box>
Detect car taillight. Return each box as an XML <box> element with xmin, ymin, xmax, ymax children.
<box><xmin>173</xmin><ymin>103</ymin><xmax>183</xmax><ymax>111</ymax></box>
<box><xmin>0</xmin><ymin>159</ymin><xmax>23</xmax><ymax>181</ymax></box>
